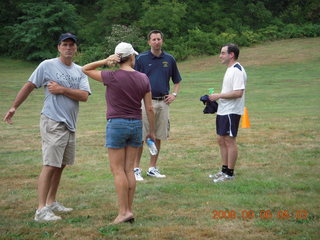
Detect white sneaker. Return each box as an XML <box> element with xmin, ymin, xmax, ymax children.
<box><xmin>147</xmin><ymin>167</ymin><xmax>166</xmax><ymax>178</ymax></box>
<box><xmin>134</xmin><ymin>168</ymin><xmax>144</xmax><ymax>181</ymax></box>
<box><xmin>213</xmin><ymin>173</ymin><xmax>235</xmax><ymax>183</ymax></box>
<box><xmin>209</xmin><ymin>171</ymin><xmax>224</xmax><ymax>179</ymax></box>
<box><xmin>47</xmin><ymin>201</ymin><xmax>73</xmax><ymax>212</ymax></box>
<box><xmin>34</xmin><ymin>206</ymin><xmax>61</xmax><ymax>222</ymax></box>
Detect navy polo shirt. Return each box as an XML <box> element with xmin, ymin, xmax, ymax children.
<box><xmin>134</xmin><ymin>50</ymin><xmax>182</xmax><ymax>97</ymax></box>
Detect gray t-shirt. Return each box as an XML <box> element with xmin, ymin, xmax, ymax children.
<box><xmin>28</xmin><ymin>58</ymin><xmax>91</xmax><ymax>132</ymax></box>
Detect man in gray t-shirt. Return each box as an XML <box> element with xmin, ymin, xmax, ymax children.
<box><xmin>29</xmin><ymin>57</ymin><xmax>90</xmax><ymax>132</ymax></box>
<box><xmin>3</xmin><ymin>33</ymin><xmax>91</xmax><ymax>222</ymax></box>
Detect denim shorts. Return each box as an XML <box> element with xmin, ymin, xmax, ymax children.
<box><xmin>106</xmin><ymin>118</ymin><xmax>143</xmax><ymax>148</ymax></box>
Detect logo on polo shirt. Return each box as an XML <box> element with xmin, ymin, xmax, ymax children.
<box><xmin>162</xmin><ymin>61</ymin><xmax>169</xmax><ymax>67</ymax></box>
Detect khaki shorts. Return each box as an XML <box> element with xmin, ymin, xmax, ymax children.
<box><xmin>40</xmin><ymin>114</ymin><xmax>75</xmax><ymax>167</ymax></box>
<box><xmin>142</xmin><ymin>100</ymin><xmax>170</xmax><ymax>140</ymax></box>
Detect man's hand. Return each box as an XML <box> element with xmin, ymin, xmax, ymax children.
<box><xmin>3</xmin><ymin>107</ymin><xmax>16</xmax><ymax>124</ymax></box>
<box><xmin>48</xmin><ymin>81</ymin><xmax>89</xmax><ymax>102</ymax></box>
<box><xmin>164</xmin><ymin>94</ymin><xmax>176</xmax><ymax>105</ymax></box>
<box><xmin>209</xmin><ymin>93</ymin><xmax>221</xmax><ymax>101</ymax></box>
<box><xmin>2</xmin><ymin>82</ymin><xmax>36</xmax><ymax>124</ymax></box>
<box><xmin>210</xmin><ymin>90</ymin><xmax>243</xmax><ymax>101</ymax></box>
<box><xmin>48</xmin><ymin>81</ymin><xmax>64</xmax><ymax>95</ymax></box>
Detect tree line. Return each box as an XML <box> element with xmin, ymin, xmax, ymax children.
<box><xmin>1</xmin><ymin>0</ymin><xmax>319</xmax><ymax>63</ymax></box>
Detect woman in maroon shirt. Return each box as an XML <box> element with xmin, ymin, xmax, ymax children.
<box><xmin>82</xmin><ymin>42</ymin><xmax>155</xmax><ymax>224</ymax></box>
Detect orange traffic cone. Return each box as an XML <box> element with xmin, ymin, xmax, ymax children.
<box><xmin>241</xmin><ymin>107</ymin><xmax>250</xmax><ymax>128</ymax></box>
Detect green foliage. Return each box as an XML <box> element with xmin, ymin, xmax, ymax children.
<box><xmin>185</xmin><ymin>29</ymin><xmax>218</xmax><ymax>56</ymax></box>
<box><xmin>301</xmin><ymin>23</ymin><xmax>320</xmax><ymax>37</ymax></box>
<box><xmin>6</xmin><ymin>0</ymin><xmax>79</xmax><ymax>61</ymax></box>
<box><xmin>74</xmin><ymin>44</ymin><xmax>105</xmax><ymax>65</ymax></box>
<box><xmin>258</xmin><ymin>25</ymin><xmax>281</xmax><ymax>41</ymax></box>
<box><xmin>76</xmin><ymin>24</ymin><xmax>145</xmax><ymax>64</ymax></box>
<box><xmin>0</xmin><ymin>1</ymin><xmax>21</xmax><ymax>55</ymax></box>
<box><xmin>1</xmin><ymin>0</ymin><xmax>320</xmax><ymax>61</ymax></box>
<box><xmin>215</xmin><ymin>32</ymin><xmax>238</xmax><ymax>47</ymax></box>
<box><xmin>282</xmin><ymin>24</ymin><xmax>306</xmax><ymax>38</ymax></box>
<box><xmin>279</xmin><ymin>23</ymin><xmax>320</xmax><ymax>39</ymax></box>
<box><xmin>242</xmin><ymin>1</ymin><xmax>273</xmax><ymax>29</ymax></box>
<box><xmin>77</xmin><ymin>0</ymin><xmax>144</xmax><ymax>46</ymax></box>
<box><xmin>182</xmin><ymin>1</ymin><xmax>222</xmax><ymax>32</ymax></box>
<box><xmin>165</xmin><ymin>38</ymin><xmax>190</xmax><ymax>61</ymax></box>
<box><xmin>237</xmin><ymin>25</ymin><xmax>281</xmax><ymax>46</ymax></box>
<box><xmin>138</xmin><ymin>0</ymin><xmax>187</xmax><ymax>39</ymax></box>
<box><xmin>104</xmin><ymin>24</ymin><xmax>146</xmax><ymax>56</ymax></box>
<box><xmin>94</xmin><ymin>0</ymin><xmax>132</xmax><ymax>38</ymax></box>
<box><xmin>238</xmin><ymin>31</ymin><xmax>261</xmax><ymax>46</ymax></box>
<box><xmin>280</xmin><ymin>0</ymin><xmax>320</xmax><ymax>24</ymax></box>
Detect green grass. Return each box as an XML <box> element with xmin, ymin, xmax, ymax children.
<box><xmin>1</xmin><ymin>38</ymin><xmax>320</xmax><ymax>240</ymax></box>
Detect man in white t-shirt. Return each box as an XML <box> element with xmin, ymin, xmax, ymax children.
<box><xmin>209</xmin><ymin>43</ymin><xmax>247</xmax><ymax>183</ymax></box>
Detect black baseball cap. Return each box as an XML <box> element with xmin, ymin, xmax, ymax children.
<box><xmin>58</xmin><ymin>33</ymin><xmax>77</xmax><ymax>43</ymax></box>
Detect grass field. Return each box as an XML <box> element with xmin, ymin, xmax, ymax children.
<box><xmin>1</xmin><ymin>38</ymin><xmax>319</xmax><ymax>240</ymax></box>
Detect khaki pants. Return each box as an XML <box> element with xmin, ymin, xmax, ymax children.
<box><xmin>141</xmin><ymin>100</ymin><xmax>170</xmax><ymax>140</ymax></box>
<box><xmin>40</xmin><ymin>114</ymin><xmax>75</xmax><ymax>167</ymax></box>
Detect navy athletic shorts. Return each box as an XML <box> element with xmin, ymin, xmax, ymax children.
<box><xmin>216</xmin><ymin>114</ymin><xmax>241</xmax><ymax>137</ymax></box>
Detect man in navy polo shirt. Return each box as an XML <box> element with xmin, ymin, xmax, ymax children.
<box><xmin>133</xmin><ymin>30</ymin><xmax>182</xmax><ymax>180</ymax></box>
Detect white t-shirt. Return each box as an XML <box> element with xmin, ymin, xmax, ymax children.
<box><xmin>217</xmin><ymin>62</ymin><xmax>247</xmax><ymax>115</ymax></box>
<box><xmin>28</xmin><ymin>58</ymin><xmax>91</xmax><ymax>132</ymax></box>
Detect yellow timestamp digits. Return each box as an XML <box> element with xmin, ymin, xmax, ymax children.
<box><xmin>211</xmin><ymin>210</ymin><xmax>309</xmax><ymax>220</ymax></box>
